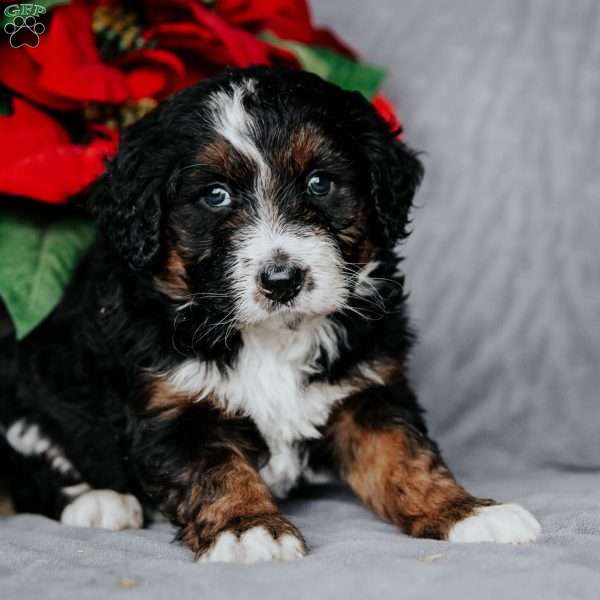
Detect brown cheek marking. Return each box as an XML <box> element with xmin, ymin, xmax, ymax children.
<box><xmin>338</xmin><ymin>207</ymin><xmax>373</xmax><ymax>264</ymax></box>
<box><xmin>331</xmin><ymin>409</ymin><xmax>494</xmax><ymax>539</ymax></box>
<box><xmin>154</xmin><ymin>244</ymin><xmax>189</xmax><ymax>300</ymax></box>
<box><xmin>357</xmin><ymin>235</ymin><xmax>374</xmax><ymax>265</ymax></box>
<box><xmin>179</xmin><ymin>453</ymin><xmax>306</xmax><ymax>556</ymax></box>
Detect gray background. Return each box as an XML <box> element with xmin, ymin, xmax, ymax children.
<box><xmin>383</xmin><ymin>0</ymin><xmax>600</xmax><ymax>477</ymax></box>
<box><xmin>1</xmin><ymin>1</ymin><xmax>599</xmax><ymax>598</ymax></box>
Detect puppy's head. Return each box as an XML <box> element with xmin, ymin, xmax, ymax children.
<box><xmin>95</xmin><ymin>67</ymin><xmax>423</xmax><ymax>335</ymax></box>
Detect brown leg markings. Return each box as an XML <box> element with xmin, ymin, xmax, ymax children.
<box><xmin>173</xmin><ymin>449</ymin><xmax>306</xmax><ymax>557</ymax></box>
<box><xmin>330</xmin><ymin>408</ymin><xmax>494</xmax><ymax>540</ymax></box>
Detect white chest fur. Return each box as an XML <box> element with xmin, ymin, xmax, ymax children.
<box><xmin>167</xmin><ymin>317</ymin><xmax>353</xmax><ymax>497</ymax></box>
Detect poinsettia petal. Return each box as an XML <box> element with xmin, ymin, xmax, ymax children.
<box><xmin>145</xmin><ymin>22</ymin><xmax>214</xmax><ymax>46</ymax></box>
<box><xmin>216</xmin><ymin>0</ymin><xmax>314</xmax><ymax>43</ymax></box>
<box><xmin>170</xmin><ymin>60</ymin><xmax>213</xmax><ymax>92</ymax></box>
<box><xmin>33</xmin><ymin>3</ymin><xmax>129</xmax><ymax>104</ymax></box>
<box><xmin>372</xmin><ymin>93</ymin><xmax>404</xmax><ymax>138</ymax></box>
<box><xmin>0</xmin><ymin>47</ymin><xmax>79</xmax><ymax>111</ymax></box>
<box><xmin>186</xmin><ymin>5</ymin><xmax>271</xmax><ymax>66</ymax></box>
<box><xmin>145</xmin><ymin>23</ymin><xmax>228</xmax><ymax>67</ymax></box>
<box><xmin>125</xmin><ymin>68</ymin><xmax>167</xmax><ymax>100</ymax></box>
<box><xmin>257</xmin><ymin>0</ymin><xmax>314</xmax><ymax>44</ymax></box>
<box><xmin>146</xmin><ymin>14</ymin><xmax>289</xmax><ymax>68</ymax></box>
<box><xmin>0</xmin><ymin>98</ymin><xmax>70</xmax><ymax>164</ymax></box>
<box><xmin>117</xmin><ymin>47</ymin><xmax>186</xmax><ymax>99</ymax></box>
<box><xmin>0</xmin><ymin>136</ymin><xmax>116</xmax><ymax>204</ymax></box>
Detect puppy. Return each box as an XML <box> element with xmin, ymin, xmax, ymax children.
<box><xmin>0</xmin><ymin>67</ymin><xmax>540</xmax><ymax>562</ymax></box>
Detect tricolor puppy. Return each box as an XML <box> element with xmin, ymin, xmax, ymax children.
<box><xmin>0</xmin><ymin>67</ymin><xmax>540</xmax><ymax>563</ymax></box>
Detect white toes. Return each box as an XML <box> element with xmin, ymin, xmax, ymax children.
<box><xmin>61</xmin><ymin>490</ymin><xmax>144</xmax><ymax>531</ymax></box>
<box><xmin>199</xmin><ymin>526</ymin><xmax>305</xmax><ymax>564</ymax></box>
<box><xmin>448</xmin><ymin>503</ymin><xmax>541</xmax><ymax>544</ymax></box>
<box><xmin>200</xmin><ymin>531</ymin><xmax>239</xmax><ymax>562</ymax></box>
<box><xmin>278</xmin><ymin>532</ymin><xmax>307</xmax><ymax>561</ymax></box>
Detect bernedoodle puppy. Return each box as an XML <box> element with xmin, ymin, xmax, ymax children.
<box><xmin>0</xmin><ymin>67</ymin><xmax>541</xmax><ymax>563</ymax></box>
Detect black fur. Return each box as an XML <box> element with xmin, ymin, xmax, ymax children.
<box><xmin>0</xmin><ymin>67</ymin><xmax>444</xmax><ymax>554</ymax></box>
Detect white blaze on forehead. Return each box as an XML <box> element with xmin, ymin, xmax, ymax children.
<box><xmin>207</xmin><ymin>80</ymin><xmax>348</xmax><ymax>323</ymax></box>
<box><xmin>208</xmin><ymin>79</ymin><xmax>277</xmax><ymax>224</ymax></box>
<box><xmin>208</xmin><ymin>79</ymin><xmax>266</xmax><ymax>171</ymax></box>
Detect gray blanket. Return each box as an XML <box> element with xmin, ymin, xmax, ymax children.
<box><xmin>2</xmin><ymin>0</ymin><xmax>599</xmax><ymax>598</ymax></box>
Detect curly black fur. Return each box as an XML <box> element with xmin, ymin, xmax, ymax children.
<box><xmin>0</xmin><ymin>67</ymin><xmax>477</xmax><ymax>558</ymax></box>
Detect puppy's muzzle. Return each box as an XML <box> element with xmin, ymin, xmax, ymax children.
<box><xmin>258</xmin><ymin>259</ymin><xmax>307</xmax><ymax>304</ymax></box>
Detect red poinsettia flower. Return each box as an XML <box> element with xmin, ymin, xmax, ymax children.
<box><xmin>372</xmin><ymin>93</ymin><xmax>404</xmax><ymax>139</ymax></box>
<box><xmin>0</xmin><ymin>3</ymin><xmax>129</xmax><ymax>109</ymax></box>
<box><xmin>116</xmin><ymin>48</ymin><xmax>186</xmax><ymax>100</ymax></box>
<box><xmin>0</xmin><ymin>0</ymin><xmax>400</xmax><ymax>206</ymax></box>
<box><xmin>215</xmin><ymin>0</ymin><xmax>355</xmax><ymax>57</ymax></box>
<box><xmin>143</xmin><ymin>0</ymin><xmax>300</xmax><ymax>83</ymax></box>
<box><xmin>0</xmin><ymin>98</ymin><xmax>117</xmax><ymax>204</ymax></box>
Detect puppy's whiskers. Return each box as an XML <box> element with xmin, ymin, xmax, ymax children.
<box><xmin>191</xmin><ymin>307</ymin><xmax>238</xmax><ymax>349</ymax></box>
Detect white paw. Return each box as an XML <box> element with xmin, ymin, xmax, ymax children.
<box><xmin>448</xmin><ymin>503</ymin><xmax>541</xmax><ymax>544</ymax></box>
<box><xmin>61</xmin><ymin>490</ymin><xmax>143</xmax><ymax>531</ymax></box>
<box><xmin>199</xmin><ymin>526</ymin><xmax>305</xmax><ymax>564</ymax></box>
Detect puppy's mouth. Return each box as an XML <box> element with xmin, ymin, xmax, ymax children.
<box><xmin>252</xmin><ymin>257</ymin><xmax>342</xmax><ymax>322</ymax></box>
<box><xmin>230</xmin><ymin>229</ymin><xmax>349</xmax><ymax>326</ymax></box>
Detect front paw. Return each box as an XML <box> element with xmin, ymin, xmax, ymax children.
<box><xmin>448</xmin><ymin>503</ymin><xmax>541</xmax><ymax>544</ymax></box>
<box><xmin>197</xmin><ymin>515</ymin><xmax>306</xmax><ymax>564</ymax></box>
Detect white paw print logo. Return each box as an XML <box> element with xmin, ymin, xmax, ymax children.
<box><xmin>4</xmin><ymin>14</ymin><xmax>45</xmax><ymax>48</ymax></box>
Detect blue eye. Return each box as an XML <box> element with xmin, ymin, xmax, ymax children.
<box><xmin>306</xmin><ymin>172</ymin><xmax>333</xmax><ymax>197</ymax></box>
<box><xmin>203</xmin><ymin>185</ymin><xmax>231</xmax><ymax>208</ymax></box>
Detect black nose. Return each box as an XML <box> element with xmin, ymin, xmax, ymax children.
<box><xmin>259</xmin><ymin>263</ymin><xmax>306</xmax><ymax>304</ymax></box>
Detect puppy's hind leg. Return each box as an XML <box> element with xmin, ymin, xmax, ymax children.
<box><xmin>3</xmin><ymin>418</ymin><xmax>143</xmax><ymax>531</ymax></box>
<box><xmin>60</xmin><ymin>487</ymin><xmax>143</xmax><ymax>531</ymax></box>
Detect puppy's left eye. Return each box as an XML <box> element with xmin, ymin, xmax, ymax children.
<box><xmin>306</xmin><ymin>172</ymin><xmax>333</xmax><ymax>197</ymax></box>
<box><xmin>203</xmin><ymin>185</ymin><xmax>232</xmax><ymax>208</ymax></box>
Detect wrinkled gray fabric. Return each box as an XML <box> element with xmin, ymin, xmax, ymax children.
<box><xmin>1</xmin><ymin>0</ymin><xmax>599</xmax><ymax>598</ymax></box>
<box><xmin>1</xmin><ymin>473</ymin><xmax>599</xmax><ymax>599</ymax></box>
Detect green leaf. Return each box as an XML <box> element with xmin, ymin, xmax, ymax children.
<box><xmin>0</xmin><ymin>210</ymin><xmax>95</xmax><ymax>339</ymax></box>
<box><xmin>261</xmin><ymin>31</ymin><xmax>386</xmax><ymax>100</ymax></box>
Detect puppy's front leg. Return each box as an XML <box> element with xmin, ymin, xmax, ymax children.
<box><xmin>134</xmin><ymin>406</ymin><xmax>306</xmax><ymax>563</ymax></box>
<box><xmin>329</xmin><ymin>385</ymin><xmax>541</xmax><ymax>543</ymax></box>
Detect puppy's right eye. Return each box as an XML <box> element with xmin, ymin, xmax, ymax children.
<box><xmin>306</xmin><ymin>172</ymin><xmax>333</xmax><ymax>197</ymax></box>
<box><xmin>202</xmin><ymin>185</ymin><xmax>232</xmax><ymax>209</ymax></box>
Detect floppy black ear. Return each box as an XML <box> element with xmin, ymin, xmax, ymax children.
<box><xmin>370</xmin><ymin>138</ymin><xmax>424</xmax><ymax>247</ymax></box>
<box><xmin>340</xmin><ymin>89</ymin><xmax>424</xmax><ymax>247</ymax></box>
<box><xmin>91</xmin><ymin>117</ymin><xmax>173</xmax><ymax>272</ymax></box>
